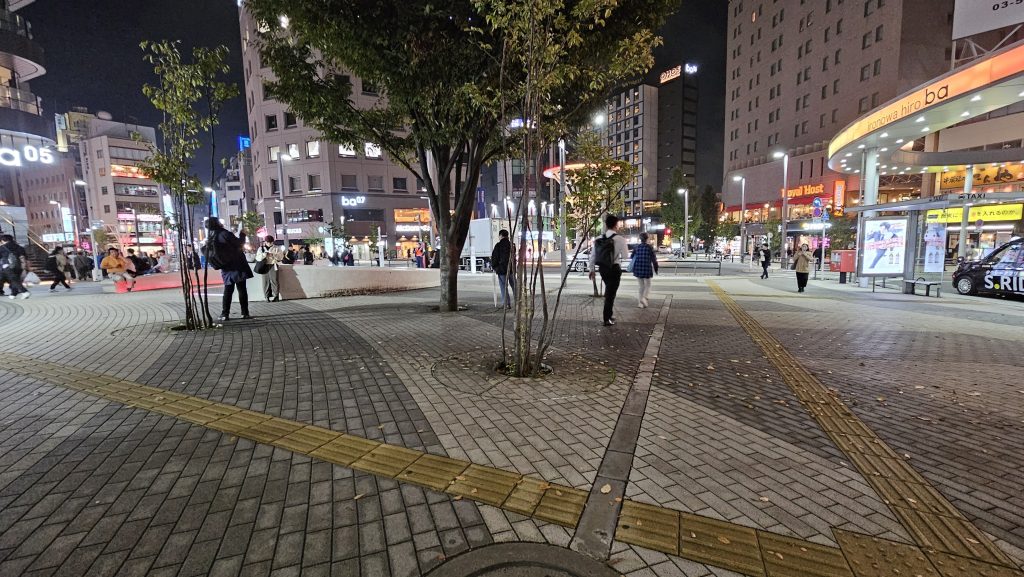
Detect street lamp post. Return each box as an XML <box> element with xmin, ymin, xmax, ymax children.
<box><xmin>773</xmin><ymin>151</ymin><xmax>790</xmax><ymax>269</ymax></box>
<box><xmin>67</xmin><ymin>180</ymin><xmax>86</xmax><ymax>248</ymax></box>
<box><xmin>558</xmin><ymin>138</ymin><xmax>567</xmax><ymax>279</ymax></box>
<box><xmin>677</xmin><ymin>188</ymin><xmax>688</xmax><ymax>257</ymax></box>
<box><xmin>732</xmin><ymin>175</ymin><xmax>746</xmax><ymax>262</ymax></box>
<box><xmin>276</xmin><ymin>153</ymin><xmax>291</xmax><ymax>246</ymax></box>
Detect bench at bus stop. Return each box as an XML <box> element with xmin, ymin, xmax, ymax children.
<box><xmin>903</xmin><ymin>277</ymin><xmax>941</xmax><ymax>297</ymax></box>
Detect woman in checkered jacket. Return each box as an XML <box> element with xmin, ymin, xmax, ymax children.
<box><xmin>631</xmin><ymin>232</ymin><xmax>659</xmax><ymax>308</ymax></box>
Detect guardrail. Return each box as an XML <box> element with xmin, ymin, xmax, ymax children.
<box><xmin>660</xmin><ymin>259</ymin><xmax>723</xmax><ymax>275</ymax></box>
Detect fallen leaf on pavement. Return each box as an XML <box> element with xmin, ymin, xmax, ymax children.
<box><xmin>717</xmin><ymin>536</ymin><xmax>731</xmax><ymax>544</ymax></box>
<box><xmin>600</xmin><ymin>484</ymin><xmax>612</xmax><ymax>494</ymax></box>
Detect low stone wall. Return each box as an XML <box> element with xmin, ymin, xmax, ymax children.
<box><xmin>247</xmin><ymin>264</ymin><xmax>440</xmax><ymax>300</ymax></box>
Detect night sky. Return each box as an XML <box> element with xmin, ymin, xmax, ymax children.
<box><xmin>20</xmin><ymin>1</ymin><xmax>725</xmax><ymax>191</ymax></box>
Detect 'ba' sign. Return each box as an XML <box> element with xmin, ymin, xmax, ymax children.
<box><xmin>0</xmin><ymin>145</ymin><xmax>55</xmax><ymax>167</ymax></box>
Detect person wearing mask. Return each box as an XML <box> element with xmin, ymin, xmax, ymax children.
<box><xmin>758</xmin><ymin>243</ymin><xmax>772</xmax><ymax>279</ymax></box>
<box><xmin>793</xmin><ymin>243</ymin><xmax>813</xmax><ymax>293</ymax></box>
<box><xmin>254</xmin><ymin>235</ymin><xmax>285</xmax><ymax>302</ymax></box>
<box><xmin>630</xmin><ymin>232</ymin><xmax>658</xmax><ymax>308</ymax></box>
<box><xmin>490</xmin><ymin>229</ymin><xmax>514</xmax><ymax>309</ymax></box>
<box><xmin>45</xmin><ymin>247</ymin><xmax>72</xmax><ymax>292</ymax></box>
<box><xmin>101</xmin><ymin>248</ymin><xmax>136</xmax><ymax>292</ymax></box>
<box><xmin>0</xmin><ymin>234</ymin><xmax>29</xmax><ymax>299</ymax></box>
<box><xmin>205</xmin><ymin>218</ymin><xmax>253</xmax><ymax>321</ymax></box>
<box><xmin>589</xmin><ymin>214</ymin><xmax>629</xmax><ymax>326</ymax></box>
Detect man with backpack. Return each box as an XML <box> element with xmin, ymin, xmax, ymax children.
<box><xmin>0</xmin><ymin>234</ymin><xmax>29</xmax><ymax>299</ymax></box>
<box><xmin>205</xmin><ymin>218</ymin><xmax>253</xmax><ymax>321</ymax></box>
<box><xmin>589</xmin><ymin>214</ymin><xmax>629</xmax><ymax>326</ymax></box>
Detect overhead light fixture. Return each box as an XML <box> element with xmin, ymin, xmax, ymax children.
<box><xmin>857</xmin><ymin>144</ymin><xmax>865</xmax><ymax>149</ymax></box>
<box><xmin>921</xmin><ymin>126</ymin><xmax>930</xmax><ymax>132</ymax></box>
<box><xmin>896</xmin><ymin>139</ymin><xmax>904</xmax><ymax>144</ymax></box>
<box><xmin>915</xmin><ymin>116</ymin><xmax>926</xmax><ymax>123</ymax></box>
<box><xmin>970</xmin><ymin>95</ymin><xmax>982</xmax><ymax>102</ymax></box>
<box><xmin>880</xmin><ymin>147</ymin><xmax>888</xmax><ymax>152</ymax></box>
<box><xmin>854</xmin><ymin>169</ymin><xmax>861</xmax><ymax>173</ymax></box>
<box><xmin>845</xmin><ymin>152</ymin><xmax>852</xmax><ymax>157</ymax></box>
<box><xmin>961</xmin><ymin>111</ymin><xmax>971</xmax><ymax>117</ymax></box>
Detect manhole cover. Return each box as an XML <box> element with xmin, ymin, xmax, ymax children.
<box><xmin>427</xmin><ymin>543</ymin><xmax>621</xmax><ymax>577</ymax></box>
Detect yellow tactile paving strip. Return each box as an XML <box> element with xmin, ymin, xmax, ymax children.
<box><xmin>1</xmin><ymin>350</ymin><xmax>1021</xmax><ymax>577</ymax></box>
<box><xmin>707</xmin><ymin>282</ymin><xmax>1022</xmax><ymax>573</ymax></box>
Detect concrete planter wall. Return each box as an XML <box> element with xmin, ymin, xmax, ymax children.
<box><xmin>247</xmin><ymin>264</ymin><xmax>441</xmax><ymax>300</ymax></box>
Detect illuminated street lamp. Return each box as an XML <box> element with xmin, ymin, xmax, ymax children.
<box><xmin>773</xmin><ymin>150</ymin><xmax>790</xmax><ymax>268</ymax></box>
<box><xmin>677</xmin><ymin>188</ymin><xmax>689</xmax><ymax>257</ymax></box>
<box><xmin>732</xmin><ymin>175</ymin><xmax>746</xmax><ymax>262</ymax></box>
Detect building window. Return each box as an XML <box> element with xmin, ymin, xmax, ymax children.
<box><xmin>104</xmin><ymin>205</ymin><xmax>110</xmax><ymax>214</ymax></box>
<box><xmin>101</xmin><ymin>186</ymin><xmax>108</xmax><ymax>195</ymax></box>
<box><xmin>269</xmin><ymin>146</ymin><xmax>280</xmax><ymax>162</ymax></box>
<box><xmin>873</xmin><ymin>58</ymin><xmax>882</xmax><ymax>75</ymax></box>
<box><xmin>288</xmin><ymin>176</ymin><xmax>301</xmax><ymax>194</ymax></box>
<box><xmin>338</xmin><ymin>144</ymin><xmax>356</xmax><ymax>157</ymax></box>
<box><xmin>862</xmin><ymin>32</ymin><xmax>872</xmax><ymax>49</ymax></box>
<box><xmin>393</xmin><ymin>177</ymin><xmax>407</xmax><ymax>191</ymax></box>
<box><xmin>858</xmin><ymin>96</ymin><xmax>869</xmax><ymax>113</ymax></box>
<box><xmin>284</xmin><ymin>111</ymin><xmax>297</xmax><ymax>128</ymax></box>
<box><xmin>341</xmin><ymin>174</ymin><xmax>358</xmax><ymax>190</ymax></box>
<box><xmin>306</xmin><ymin>140</ymin><xmax>320</xmax><ymax>158</ymax></box>
<box><xmin>361</xmin><ymin>80</ymin><xmax>378</xmax><ymax>95</ymax></box>
<box><xmin>287</xmin><ymin>143</ymin><xmax>300</xmax><ymax>159</ymax></box>
<box><xmin>367</xmin><ymin>175</ymin><xmax>384</xmax><ymax>191</ymax></box>
<box><xmin>875</xmin><ymin>25</ymin><xmax>883</xmax><ymax>42</ymax></box>
<box><xmin>860</xmin><ymin>64</ymin><xmax>871</xmax><ymax>81</ymax></box>
<box><xmin>308</xmin><ymin>174</ymin><xmax>321</xmax><ymax>192</ymax></box>
<box><xmin>96</xmin><ymin>149</ymin><xmax>104</xmax><ymax>158</ymax></box>
<box><xmin>364</xmin><ymin>143</ymin><xmax>382</xmax><ymax>159</ymax></box>
<box><xmin>270</xmin><ymin>178</ymin><xmax>279</xmax><ymax>194</ymax></box>
<box><xmin>265</xmin><ymin>114</ymin><xmax>278</xmax><ymax>131</ymax></box>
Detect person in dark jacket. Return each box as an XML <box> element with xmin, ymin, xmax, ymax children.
<box><xmin>45</xmin><ymin>247</ymin><xmax>72</xmax><ymax>291</ymax></box>
<box><xmin>0</xmin><ymin>234</ymin><xmax>29</xmax><ymax>299</ymax></box>
<box><xmin>630</xmin><ymin>232</ymin><xmax>658</xmax><ymax>308</ymax></box>
<box><xmin>206</xmin><ymin>219</ymin><xmax>253</xmax><ymax>321</ymax></box>
<box><xmin>490</xmin><ymin>230</ymin><xmax>514</xmax><ymax>308</ymax></box>
<box><xmin>758</xmin><ymin>243</ymin><xmax>772</xmax><ymax>279</ymax></box>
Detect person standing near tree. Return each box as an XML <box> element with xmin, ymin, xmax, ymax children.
<box><xmin>589</xmin><ymin>214</ymin><xmax>629</xmax><ymax>326</ymax></box>
<box><xmin>205</xmin><ymin>218</ymin><xmax>253</xmax><ymax>321</ymax></box>
<box><xmin>490</xmin><ymin>229</ymin><xmax>514</xmax><ymax>309</ymax></box>
<box><xmin>254</xmin><ymin>235</ymin><xmax>285</xmax><ymax>302</ymax></box>
<box><xmin>630</xmin><ymin>232</ymin><xmax>658</xmax><ymax>308</ymax></box>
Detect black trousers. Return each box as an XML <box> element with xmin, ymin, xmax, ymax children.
<box><xmin>599</xmin><ymin>265</ymin><xmax>622</xmax><ymax>322</ymax></box>
<box><xmin>761</xmin><ymin>261</ymin><xmax>770</xmax><ymax>278</ymax></box>
<box><xmin>50</xmin><ymin>270</ymin><xmax>70</xmax><ymax>289</ymax></box>
<box><xmin>222</xmin><ymin>280</ymin><xmax>249</xmax><ymax>317</ymax></box>
<box><xmin>0</xmin><ymin>269</ymin><xmax>26</xmax><ymax>295</ymax></box>
<box><xmin>796</xmin><ymin>272</ymin><xmax>809</xmax><ymax>290</ymax></box>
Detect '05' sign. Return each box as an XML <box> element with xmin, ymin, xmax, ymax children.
<box><xmin>0</xmin><ymin>145</ymin><xmax>55</xmax><ymax>167</ymax></box>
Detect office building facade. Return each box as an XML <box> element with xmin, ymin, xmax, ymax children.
<box><xmin>723</xmin><ymin>0</ymin><xmax>953</xmax><ymax>248</ymax></box>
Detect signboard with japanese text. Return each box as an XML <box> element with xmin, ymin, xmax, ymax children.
<box><xmin>939</xmin><ymin>163</ymin><xmax>1024</xmax><ymax>189</ymax></box>
<box><xmin>925</xmin><ymin>203</ymin><xmax>1023</xmax><ymax>223</ymax></box>
<box><xmin>953</xmin><ymin>0</ymin><xmax>1024</xmax><ymax>39</ymax></box>
<box><xmin>861</xmin><ymin>218</ymin><xmax>908</xmax><ymax>276</ymax></box>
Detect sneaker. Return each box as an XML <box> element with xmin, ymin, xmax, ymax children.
<box><xmin>603</xmin><ymin>319</ymin><xmax>615</xmax><ymax>326</ymax></box>
<box><xmin>17</xmin><ymin>292</ymin><xmax>30</xmax><ymax>300</ymax></box>
<box><xmin>241</xmin><ymin>314</ymin><xmax>253</xmax><ymax>320</ymax></box>
<box><xmin>217</xmin><ymin>315</ymin><xmax>229</xmax><ymax>322</ymax></box>
<box><xmin>49</xmin><ymin>288</ymin><xmax>56</xmax><ymax>293</ymax></box>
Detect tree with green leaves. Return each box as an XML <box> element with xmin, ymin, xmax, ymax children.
<box><xmin>660</xmin><ymin>166</ymin><xmax>694</xmax><ymax>251</ymax></box>
<box><xmin>239</xmin><ymin>211</ymin><xmax>263</xmax><ymax>239</ymax></box>
<box><xmin>245</xmin><ymin>0</ymin><xmax>677</xmax><ymax>314</ymax></box>
<box><xmin>696</xmin><ymin>185</ymin><xmax>720</xmax><ymax>251</ymax></box>
<box><xmin>480</xmin><ymin>0</ymin><xmax>676</xmax><ymax>376</ymax></box>
<box><xmin>138</xmin><ymin>40</ymin><xmax>238</xmax><ymax>330</ymax></box>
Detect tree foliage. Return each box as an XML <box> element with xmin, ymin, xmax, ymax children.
<box><xmin>696</xmin><ymin>185</ymin><xmax>720</xmax><ymax>248</ymax></box>
<box><xmin>563</xmin><ymin>131</ymin><xmax>630</xmax><ymax>242</ymax></box>
<box><xmin>138</xmin><ymin>40</ymin><xmax>238</xmax><ymax>330</ymax></box>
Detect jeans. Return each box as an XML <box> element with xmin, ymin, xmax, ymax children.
<box><xmin>262</xmin><ymin>267</ymin><xmax>280</xmax><ymax>300</ymax></box>
<box><xmin>222</xmin><ymin>280</ymin><xmax>250</xmax><ymax>317</ymax></box>
<box><xmin>50</xmin><ymin>270</ymin><xmax>70</xmax><ymax>290</ymax></box>
<box><xmin>637</xmin><ymin>277</ymin><xmax>652</xmax><ymax>306</ymax></box>
<box><xmin>0</xmin><ymin>269</ymin><xmax>25</xmax><ymax>295</ymax></box>
<box><xmin>496</xmin><ymin>273</ymin><xmax>515</xmax><ymax>306</ymax></box>
<box><xmin>599</xmin><ymin>265</ymin><xmax>622</xmax><ymax>322</ymax></box>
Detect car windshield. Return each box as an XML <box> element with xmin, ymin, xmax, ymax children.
<box><xmin>985</xmin><ymin>241</ymin><xmax>1024</xmax><ymax>267</ymax></box>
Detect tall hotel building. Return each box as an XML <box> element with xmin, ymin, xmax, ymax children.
<box><xmin>238</xmin><ymin>7</ymin><xmax>432</xmax><ymax>257</ymax></box>
<box><xmin>723</xmin><ymin>0</ymin><xmax>953</xmax><ymax>248</ymax></box>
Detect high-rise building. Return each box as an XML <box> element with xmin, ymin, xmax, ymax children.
<box><xmin>723</xmin><ymin>0</ymin><xmax>953</xmax><ymax>249</ymax></box>
<box><xmin>238</xmin><ymin>8</ymin><xmax>431</xmax><ymax>257</ymax></box>
<box><xmin>215</xmin><ymin>150</ymin><xmax>255</xmax><ymax>229</ymax></box>
<box><xmin>0</xmin><ymin>0</ymin><xmax>57</xmax><ymax>232</ymax></box>
<box><xmin>655</xmin><ymin>63</ymin><xmax>699</xmax><ymax>198</ymax></box>
<box><xmin>78</xmin><ymin>114</ymin><xmax>163</xmax><ymax>253</ymax></box>
<box><xmin>604</xmin><ymin>84</ymin><xmax>659</xmax><ymax>220</ymax></box>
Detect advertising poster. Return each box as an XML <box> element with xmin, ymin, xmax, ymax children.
<box><xmin>923</xmin><ymin>222</ymin><xmax>946</xmax><ymax>273</ymax></box>
<box><xmin>953</xmin><ymin>0</ymin><xmax>1024</xmax><ymax>39</ymax></box>
<box><xmin>861</xmin><ymin>218</ymin><xmax>908</xmax><ymax>276</ymax></box>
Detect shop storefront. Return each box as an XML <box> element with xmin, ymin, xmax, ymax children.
<box><xmin>925</xmin><ymin>202</ymin><xmax>1024</xmax><ymax>259</ymax></box>
<box><xmin>116</xmin><ymin>212</ymin><xmax>166</xmax><ymax>254</ymax></box>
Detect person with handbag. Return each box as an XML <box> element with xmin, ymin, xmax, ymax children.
<box><xmin>630</xmin><ymin>232</ymin><xmax>658</xmax><ymax>308</ymax></box>
<box><xmin>254</xmin><ymin>235</ymin><xmax>285</xmax><ymax>302</ymax></box>
<box><xmin>793</xmin><ymin>243</ymin><xmax>813</xmax><ymax>293</ymax></box>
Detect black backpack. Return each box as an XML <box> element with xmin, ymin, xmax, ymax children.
<box><xmin>204</xmin><ymin>233</ymin><xmax>225</xmax><ymax>270</ymax></box>
<box><xmin>45</xmin><ymin>255</ymin><xmax>59</xmax><ymax>272</ymax></box>
<box><xmin>1</xmin><ymin>244</ymin><xmax>20</xmax><ymax>270</ymax></box>
<box><xmin>593</xmin><ymin>234</ymin><xmax>617</xmax><ymax>269</ymax></box>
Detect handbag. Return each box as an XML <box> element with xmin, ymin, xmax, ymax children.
<box><xmin>253</xmin><ymin>259</ymin><xmax>271</xmax><ymax>275</ymax></box>
<box><xmin>626</xmin><ymin>253</ymin><xmax>635</xmax><ymax>273</ymax></box>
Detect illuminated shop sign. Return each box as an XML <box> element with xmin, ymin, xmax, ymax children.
<box><xmin>110</xmin><ymin>164</ymin><xmax>149</xmax><ymax>179</ymax></box>
<box><xmin>685</xmin><ymin>63</ymin><xmax>698</xmax><ymax>74</ymax></box>
<box><xmin>833</xmin><ymin>181</ymin><xmax>846</xmax><ymax>215</ymax></box>
<box><xmin>939</xmin><ymin>162</ymin><xmax>1024</xmax><ymax>189</ymax></box>
<box><xmin>395</xmin><ymin>224</ymin><xmax>429</xmax><ymax>233</ymax></box>
<box><xmin>925</xmin><ymin>204</ymin><xmax>1023</xmax><ymax>223</ymax></box>
<box><xmin>340</xmin><ymin>195</ymin><xmax>366</xmax><ymax>207</ymax></box>
<box><xmin>0</xmin><ymin>145</ymin><xmax>55</xmax><ymax>167</ymax></box>
<box><xmin>786</xmin><ymin>184</ymin><xmax>825</xmax><ymax>198</ymax></box>
<box><xmin>117</xmin><ymin>213</ymin><xmax>164</xmax><ymax>222</ymax></box>
<box><xmin>660</xmin><ymin>65</ymin><xmax>681</xmax><ymax>84</ymax></box>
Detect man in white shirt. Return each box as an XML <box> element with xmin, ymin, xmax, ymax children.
<box><xmin>589</xmin><ymin>214</ymin><xmax>629</xmax><ymax>326</ymax></box>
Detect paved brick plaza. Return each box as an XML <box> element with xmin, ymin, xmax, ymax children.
<box><xmin>0</xmin><ymin>269</ymin><xmax>1022</xmax><ymax>576</ymax></box>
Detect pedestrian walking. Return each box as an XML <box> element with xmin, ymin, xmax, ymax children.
<box><xmin>302</xmin><ymin>244</ymin><xmax>314</xmax><ymax>265</ymax></box>
<box><xmin>490</xmin><ymin>229</ymin><xmax>514</xmax><ymax>308</ymax></box>
<box><xmin>589</xmin><ymin>214</ymin><xmax>629</xmax><ymax>326</ymax></box>
<box><xmin>100</xmin><ymin>248</ymin><xmax>136</xmax><ymax>292</ymax></box>
<box><xmin>73</xmin><ymin>250</ymin><xmax>93</xmax><ymax>281</ymax></box>
<box><xmin>45</xmin><ymin>247</ymin><xmax>72</xmax><ymax>292</ymax></box>
<box><xmin>758</xmin><ymin>243</ymin><xmax>772</xmax><ymax>279</ymax></box>
<box><xmin>630</xmin><ymin>232</ymin><xmax>658</xmax><ymax>308</ymax></box>
<box><xmin>205</xmin><ymin>218</ymin><xmax>253</xmax><ymax>321</ymax></box>
<box><xmin>793</xmin><ymin>243</ymin><xmax>813</xmax><ymax>293</ymax></box>
<box><xmin>0</xmin><ymin>234</ymin><xmax>29</xmax><ymax>299</ymax></box>
<box><xmin>254</xmin><ymin>235</ymin><xmax>285</xmax><ymax>302</ymax></box>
